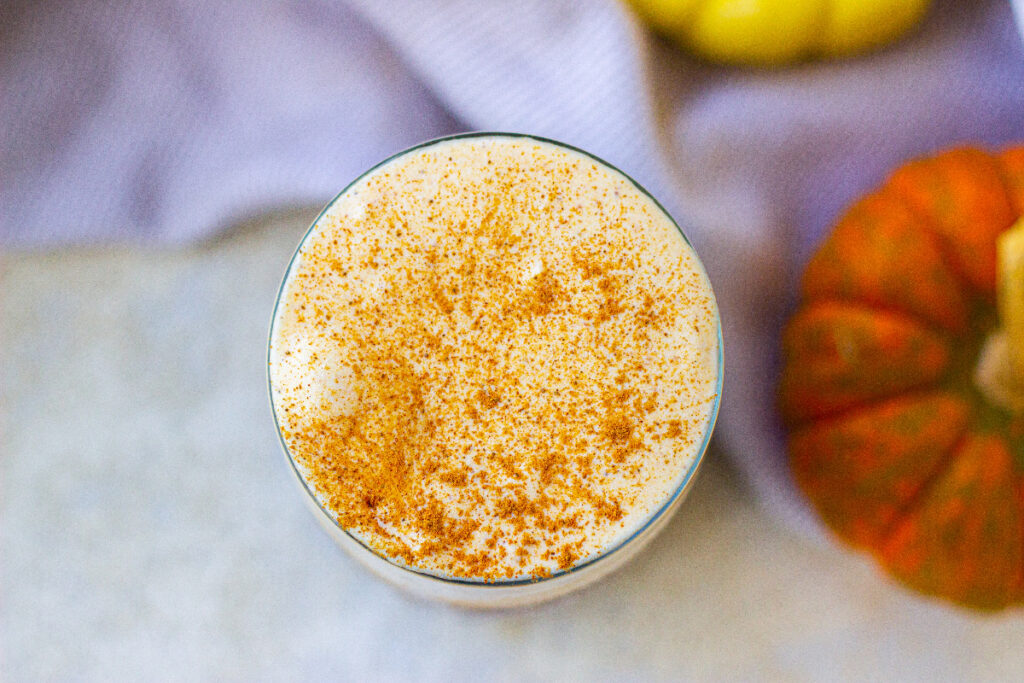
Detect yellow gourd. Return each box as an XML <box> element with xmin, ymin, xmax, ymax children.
<box><xmin>627</xmin><ymin>0</ymin><xmax>932</xmax><ymax>66</ymax></box>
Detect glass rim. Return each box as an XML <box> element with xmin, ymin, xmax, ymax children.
<box><xmin>267</xmin><ymin>131</ymin><xmax>724</xmax><ymax>588</ymax></box>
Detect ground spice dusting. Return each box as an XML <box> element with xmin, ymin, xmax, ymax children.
<box><xmin>270</xmin><ymin>138</ymin><xmax>719</xmax><ymax>581</ymax></box>
<box><xmin>603</xmin><ymin>415</ymin><xmax>635</xmax><ymax>443</ymax></box>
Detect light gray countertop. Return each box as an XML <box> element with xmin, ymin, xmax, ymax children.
<box><xmin>4</xmin><ymin>211</ymin><xmax>1023</xmax><ymax>680</ymax></box>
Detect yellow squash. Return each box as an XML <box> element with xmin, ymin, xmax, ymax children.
<box><xmin>628</xmin><ymin>0</ymin><xmax>932</xmax><ymax>66</ymax></box>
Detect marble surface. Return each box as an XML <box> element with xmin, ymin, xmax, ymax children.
<box><xmin>4</xmin><ymin>211</ymin><xmax>1024</xmax><ymax>681</ymax></box>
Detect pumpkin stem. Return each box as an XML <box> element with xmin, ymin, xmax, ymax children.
<box><xmin>999</xmin><ymin>218</ymin><xmax>1024</xmax><ymax>383</ymax></box>
<box><xmin>977</xmin><ymin>218</ymin><xmax>1024</xmax><ymax>411</ymax></box>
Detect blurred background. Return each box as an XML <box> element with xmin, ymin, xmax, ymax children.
<box><xmin>3</xmin><ymin>0</ymin><xmax>1024</xmax><ymax>679</ymax></box>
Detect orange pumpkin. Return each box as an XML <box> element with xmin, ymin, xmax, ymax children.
<box><xmin>778</xmin><ymin>145</ymin><xmax>1024</xmax><ymax>610</ymax></box>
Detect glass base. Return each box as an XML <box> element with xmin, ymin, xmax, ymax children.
<box><xmin>286</xmin><ymin>449</ymin><xmax>707</xmax><ymax>608</ymax></box>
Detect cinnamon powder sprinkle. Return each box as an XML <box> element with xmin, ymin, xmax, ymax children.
<box><xmin>270</xmin><ymin>137</ymin><xmax>719</xmax><ymax>581</ymax></box>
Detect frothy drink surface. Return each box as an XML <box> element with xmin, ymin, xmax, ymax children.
<box><xmin>270</xmin><ymin>136</ymin><xmax>719</xmax><ymax>581</ymax></box>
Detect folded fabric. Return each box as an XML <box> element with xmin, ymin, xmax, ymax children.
<box><xmin>2</xmin><ymin>0</ymin><xmax>1023</xmax><ymax>536</ymax></box>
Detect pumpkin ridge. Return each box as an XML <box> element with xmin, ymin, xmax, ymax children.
<box><xmin>889</xmin><ymin>179</ymin><xmax>984</xmax><ymax>299</ymax></box>
<box><xmin>789</xmin><ymin>391</ymin><xmax>970</xmax><ymax>547</ymax></box>
<box><xmin>794</xmin><ymin>194</ymin><xmax>970</xmax><ymax>333</ymax></box>
<box><xmin>886</xmin><ymin>147</ymin><xmax>1014</xmax><ymax>295</ymax></box>
<box><xmin>796</xmin><ymin>296</ymin><xmax>954</xmax><ymax>338</ymax></box>
<box><xmin>879</xmin><ymin>433</ymin><xmax>1023</xmax><ymax>609</ymax></box>
<box><xmin>801</xmin><ymin>184</ymin><xmax>972</xmax><ymax>332</ymax></box>
<box><xmin>873</xmin><ymin>432</ymin><xmax>969</xmax><ymax>558</ymax></box>
<box><xmin>787</xmin><ymin>388</ymin><xmax>961</xmax><ymax>434</ymax></box>
<box><xmin>779</xmin><ymin>376</ymin><xmax>949</xmax><ymax>428</ymax></box>
<box><xmin>780</xmin><ymin>386</ymin><xmax>948</xmax><ymax>432</ymax></box>
<box><xmin>779</xmin><ymin>301</ymin><xmax>952</xmax><ymax>425</ymax></box>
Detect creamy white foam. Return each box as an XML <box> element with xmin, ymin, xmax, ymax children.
<box><xmin>270</xmin><ymin>136</ymin><xmax>720</xmax><ymax>581</ymax></box>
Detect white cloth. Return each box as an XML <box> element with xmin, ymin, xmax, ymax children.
<box><xmin>3</xmin><ymin>0</ymin><xmax>1023</xmax><ymax>535</ymax></box>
